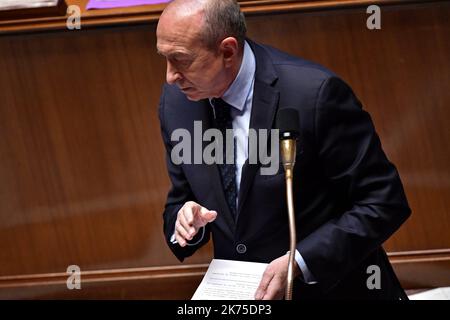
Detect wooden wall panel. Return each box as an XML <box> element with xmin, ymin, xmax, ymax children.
<box><xmin>0</xmin><ymin>1</ymin><xmax>449</xmax><ymax>298</ymax></box>
<box><xmin>0</xmin><ymin>26</ymin><xmax>213</xmax><ymax>278</ymax></box>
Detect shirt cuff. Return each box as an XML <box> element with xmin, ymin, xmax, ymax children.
<box><xmin>170</xmin><ymin>226</ymin><xmax>205</xmax><ymax>246</ymax></box>
<box><xmin>295</xmin><ymin>250</ymin><xmax>317</xmax><ymax>284</ymax></box>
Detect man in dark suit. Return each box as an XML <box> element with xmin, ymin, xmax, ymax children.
<box><xmin>157</xmin><ymin>0</ymin><xmax>411</xmax><ymax>299</ymax></box>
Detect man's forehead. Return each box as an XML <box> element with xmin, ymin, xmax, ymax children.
<box><xmin>157</xmin><ymin>25</ymin><xmax>203</xmax><ymax>56</ymax></box>
<box><xmin>156</xmin><ymin>30</ymin><xmax>198</xmax><ymax>54</ymax></box>
<box><xmin>157</xmin><ymin>44</ymin><xmax>192</xmax><ymax>58</ymax></box>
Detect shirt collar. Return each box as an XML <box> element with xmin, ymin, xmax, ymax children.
<box><xmin>211</xmin><ymin>41</ymin><xmax>256</xmax><ymax>112</ymax></box>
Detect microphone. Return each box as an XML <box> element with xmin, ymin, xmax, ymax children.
<box><xmin>277</xmin><ymin>108</ymin><xmax>300</xmax><ymax>170</ymax></box>
<box><xmin>276</xmin><ymin>108</ymin><xmax>300</xmax><ymax>300</ymax></box>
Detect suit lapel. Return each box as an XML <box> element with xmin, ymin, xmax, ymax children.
<box><xmin>237</xmin><ymin>41</ymin><xmax>280</xmax><ymax>218</ymax></box>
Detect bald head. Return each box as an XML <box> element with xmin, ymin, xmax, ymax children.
<box><xmin>159</xmin><ymin>0</ymin><xmax>246</xmax><ymax>51</ymax></box>
<box><xmin>160</xmin><ymin>0</ymin><xmax>206</xmax><ymax>32</ymax></box>
<box><xmin>162</xmin><ymin>0</ymin><xmax>207</xmax><ymax>17</ymax></box>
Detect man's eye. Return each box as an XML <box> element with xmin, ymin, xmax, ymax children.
<box><xmin>176</xmin><ymin>59</ymin><xmax>191</xmax><ymax>67</ymax></box>
<box><xmin>168</xmin><ymin>56</ymin><xmax>193</xmax><ymax>70</ymax></box>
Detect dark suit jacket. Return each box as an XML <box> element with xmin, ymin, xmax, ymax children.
<box><xmin>158</xmin><ymin>40</ymin><xmax>411</xmax><ymax>299</ymax></box>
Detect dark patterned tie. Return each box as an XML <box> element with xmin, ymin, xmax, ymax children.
<box><xmin>212</xmin><ymin>98</ymin><xmax>237</xmax><ymax>219</ymax></box>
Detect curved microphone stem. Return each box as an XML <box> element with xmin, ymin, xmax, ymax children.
<box><xmin>281</xmin><ymin>139</ymin><xmax>297</xmax><ymax>300</ymax></box>
<box><xmin>285</xmin><ymin>168</ymin><xmax>297</xmax><ymax>300</ymax></box>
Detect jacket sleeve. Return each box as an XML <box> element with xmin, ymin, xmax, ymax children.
<box><xmin>297</xmin><ymin>76</ymin><xmax>411</xmax><ymax>291</ymax></box>
<box><xmin>158</xmin><ymin>86</ymin><xmax>211</xmax><ymax>262</ymax></box>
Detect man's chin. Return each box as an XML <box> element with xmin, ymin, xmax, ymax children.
<box><xmin>185</xmin><ymin>95</ymin><xmax>203</xmax><ymax>101</ymax></box>
<box><xmin>183</xmin><ymin>91</ymin><xmax>205</xmax><ymax>101</ymax></box>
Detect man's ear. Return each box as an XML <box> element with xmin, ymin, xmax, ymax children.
<box><xmin>219</xmin><ymin>37</ymin><xmax>239</xmax><ymax>67</ymax></box>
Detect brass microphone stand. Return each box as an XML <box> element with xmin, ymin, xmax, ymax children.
<box><xmin>280</xmin><ymin>139</ymin><xmax>297</xmax><ymax>300</ymax></box>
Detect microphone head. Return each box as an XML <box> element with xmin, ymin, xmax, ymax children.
<box><xmin>276</xmin><ymin>108</ymin><xmax>300</xmax><ymax>140</ymax></box>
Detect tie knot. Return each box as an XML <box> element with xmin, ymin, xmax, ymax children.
<box><xmin>212</xmin><ymin>98</ymin><xmax>232</xmax><ymax>124</ymax></box>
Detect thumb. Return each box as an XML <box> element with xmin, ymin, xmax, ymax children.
<box><xmin>199</xmin><ymin>207</ymin><xmax>217</xmax><ymax>224</ymax></box>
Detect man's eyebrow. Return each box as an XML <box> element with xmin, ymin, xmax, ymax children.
<box><xmin>157</xmin><ymin>50</ymin><xmax>193</xmax><ymax>59</ymax></box>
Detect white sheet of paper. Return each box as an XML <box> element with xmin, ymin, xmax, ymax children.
<box><xmin>408</xmin><ymin>287</ymin><xmax>450</xmax><ymax>300</ymax></box>
<box><xmin>0</xmin><ymin>0</ymin><xmax>59</xmax><ymax>11</ymax></box>
<box><xmin>192</xmin><ymin>259</ymin><xmax>268</xmax><ymax>300</ymax></box>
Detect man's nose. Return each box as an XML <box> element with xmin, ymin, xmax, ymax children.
<box><xmin>166</xmin><ymin>61</ymin><xmax>182</xmax><ymax>85</ymax></box>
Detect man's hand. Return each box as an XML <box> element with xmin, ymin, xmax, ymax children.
<box><xmin>255</xmin><ymin>254</ymin><xmax>302</xmax><ymax>300</ymax></box>
<box><xmin>175</xmin><ymin>201</ymin><xmax>217</xmax><ymax>247</ymax></box>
